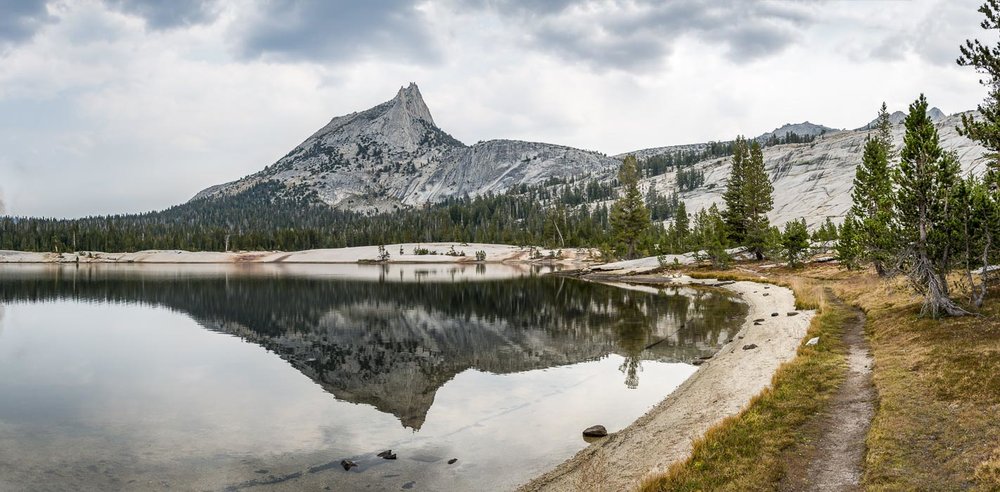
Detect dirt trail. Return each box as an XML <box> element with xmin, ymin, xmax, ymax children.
<box><xmin>781</xmin><ymin>293</ymin><xmax>874</xmax><ymax>491</ymax></box>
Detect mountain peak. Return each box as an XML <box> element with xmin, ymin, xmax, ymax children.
<box><xmin>391</xmin><ymin>82</ymin><xmax>434</xmax><ymax>126</ymax></box>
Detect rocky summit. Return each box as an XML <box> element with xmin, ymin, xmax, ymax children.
<box><xmin>192</xmin><ymin>83</ymin><xmax>617</xmax><ymax>213</ymax></box>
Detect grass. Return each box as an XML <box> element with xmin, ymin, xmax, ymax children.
<box><xmin>832</xmin><ymin>271</ymin><xmax>1000</xmax><ymax>491</ymax></box>
<box><xmin>641</xmin><ymin>264</ymin><xmax>999</xmax><ymax>491</ymax></box>
<box><xmin>640</xmin><ymin>269</ymin><xmax>850</xmax><ymax>491</ymax></box>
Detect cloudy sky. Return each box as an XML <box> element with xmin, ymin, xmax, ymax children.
<box><xmin>0</xmin><ymin>0</ymin><xmax>990</xmax><ymax>217</ymax></box>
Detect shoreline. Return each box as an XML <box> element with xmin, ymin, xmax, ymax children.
<box><xmin>518</xmin><ymin>272</ymin><xmax>815</xmax><ymax>491</ymax></box>
<box><xmin>0</xmin><ymin>243</ymin><xmax>596</xmax><ymax>266</ymax></box>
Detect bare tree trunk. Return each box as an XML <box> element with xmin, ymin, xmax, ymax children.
<box><xmin>874</xmin><ymin>260</ymin><xmax>887</xmax><ymax>278</ymax></box>
<box><xmin>913</xmin><ymin>252</ymin><xmax>968</xmax><ymax>318</ymax></box>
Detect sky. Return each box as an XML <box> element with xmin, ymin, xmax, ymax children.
<box><xmin>0</xmin><ymin>0</ymin><xmax>991</xmax><ymax>218</ymax></box>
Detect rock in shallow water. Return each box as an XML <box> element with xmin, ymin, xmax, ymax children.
<box><xmin>582</xmin><ymin>425</ymin><xmax>608</xmax><ymax>437</ymax></box>
<box><xmin>341</xmin><ymin>459</ymin><xmax>357</xmax><ymax>471</ymax></box>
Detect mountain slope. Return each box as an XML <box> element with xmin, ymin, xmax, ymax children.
<box><xmin>193</xmin><ymin>83</ymin><xmax>617</xmax><ymax>212</ymax></box>
<box><xmin>636</xmin><ymin>111</ymin><xmax>986</xmax><ymax>228</ymax></box>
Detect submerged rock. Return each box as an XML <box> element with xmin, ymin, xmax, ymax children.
<box><xmin>377</xmin><ymin>450</ymin><xmax>397</xmax><ymax>460</ymax></box>
<box><xmin>447</xmin><ymin>458</ymin><xmax>458</xmax><ymax>465</ymax></box>
<box><xmin>341</xmin><ymin>460</ymin><xmax>358</xmax><ymax>471</ymax></box>
<box><xmin>582</xmin><ymin>425</ymin><xmax>608</xmax><ymax>437</ymax></box>
<box><xmin>787</xmin><ymin>312</ymin><xmax>799</xmax><ymax>316</ymax></box>
<box><xmin>771</xmin><ymin>312</ymin><xmax>780</xmax><ymax>317</ymax></box>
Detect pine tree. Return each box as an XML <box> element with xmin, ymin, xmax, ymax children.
<box><xmin>837</xmin><ymin>215</ymin><xmax>863</xmax><ymax>270</ymax></box>
<box><xmin>782</xmin><ymin>218</ymin><xmax>810</xmax><ymax>268</ymax></box>
<box><xmin>850</xmin><ymin>103</ymin><xmax>898</xmax><ymax>276</ymax></box>
<box><xmin>722</xmin><ymin>136</ymin><xmax>750</xmax><ymax>243</ymax></box>
<box><xmin>610</xmin><ymin>155</ymin><xmax>651</xmax><ymax>259</ymax></box>
<box><xmin>694</xmin><ymin>204</ymin><xmax>730</xmax><ymax>268</ymax></box>
<box><xmin>675</xmin><ymin>200</ymin><xmax>690</xmax><ymax>247</ymax></box>
<box><xmin>896</xmin><ymin>95</ymin><xmax>967</xmax><ymax>317</ymax></box>
<box><xmin>742</xmin><ymin>141</ymin><xmax>775</xmax><ymax>260</ymax></box>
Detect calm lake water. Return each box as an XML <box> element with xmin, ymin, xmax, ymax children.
<box><xmin>0</xmin><ymin>263</ymin><xmax>746</xmax><ymax>491</ymax></box>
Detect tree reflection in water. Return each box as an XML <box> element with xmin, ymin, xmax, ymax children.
<box><xmin>0</xmin><ymin>264</ymin><xmax>747</xmax><ymax>427</ymax></box>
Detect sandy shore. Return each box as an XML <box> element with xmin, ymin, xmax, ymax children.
<box><xmin>518</xmin><ymin>274</ymin><xmax>814</xmax><ymax>492</ymax></box>
<box><xmin>0</xmin><ymin>243</ymin><xmax>597</xmax><ymax>265</ymax></box>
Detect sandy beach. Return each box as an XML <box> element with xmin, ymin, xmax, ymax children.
<box><xmin>519</xmin><ymin>273</ymin><xmax>814</xmax><ymax>491</ymax></box>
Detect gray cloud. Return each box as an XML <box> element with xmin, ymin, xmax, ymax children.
<box><xmin>867</xmin><ymin>0</ymin><xmax>982</xmax><ymax>66</ymax></box>
<box><xmin>224</xmin><ymin>0</ymin><xmax>815</xmax><ymax>71</ymax></box>
<box><xmin>104</xmin><ymin>0</ymin><xmax>220</xmax><ymax>29</ymax></box>
<box><xmin>0</xmin><ymin>0</ymin><xmax>50</xmax><ymax>46</ymax></box>
<box><xmin>232</xmin><ymin>0</ymin><xmax>440</xmax><ymax>64</ymax></box>
<box><xmin>459</xmin><ymin>0</ymin><xmax>817</xmax><ymax>70</ymax></box>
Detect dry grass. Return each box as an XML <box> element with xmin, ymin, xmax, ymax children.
<box><xmin>642</xmin><ymin>264</ymin><xmax>999</xmax><ymax>491</ymax></box>
<box><xmin>639</xmin><ymin>269</ymin><xmax>849</xmax><ymax>491</ymax></box>
<box><xmin>831</xmin><ymin>272</ymin><xmax>1000</xmax><ymax>491</ymax></box>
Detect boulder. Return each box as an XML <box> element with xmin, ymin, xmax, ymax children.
<box><xmin>582</xmin><ymin>425</ymin><xmax>608</xmax><ymax>437</ymax></box>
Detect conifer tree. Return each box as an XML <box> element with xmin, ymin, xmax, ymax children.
<box><xmin>782</xmin><ymin>218</ymin><xmax>810</xmax><ymax>268</ymax></box>
<box><xmin>896</xmin><ymin>95</ymin><xmax>967</xmax><ymax>317</ymax></box>
<box><xmin>741</xmin><ymin>141</ymin><xmax>775</xmax><ymax>260</ymax></box>
<box><xmin>675</xmin><ymin>200</ymin><xmax>690</xmax><ymax>243</ymax></box>
<box><xmin>722</xmin><ymin>136</ymin><xmax>750</xmax><ymax>243</ymax></box>
<box><xmin>610</xmin><ymin>155</ymin><xmax>651</xmax><ymax>259</ymax></box>
<box><xmin>851</xmin><ymin>103</ymin><xmax>898</xmax><ymax>276</ymax></box>
<box><xmin>694</xmin><ymin>204</ymin><xmax>730</xmax><ymax>268</ymax></box>
<box><xmin>837</xmin><ymin>215</ymin><xmax>863</xmax><ymax>269</ymax></box>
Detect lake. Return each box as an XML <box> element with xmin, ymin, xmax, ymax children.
<box><xmin>0</xmin><ymin>263</ymin><xmax>747</xmax><ymax>491</ymax></box>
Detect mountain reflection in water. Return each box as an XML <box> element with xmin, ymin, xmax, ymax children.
<box><xmin>0</xmin><ymin>264</ymin><xmax>746</xmax><ymax>430</ymax></box>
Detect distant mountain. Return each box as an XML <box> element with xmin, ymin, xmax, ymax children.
<box><xmin>193</xmin><ymin>83</ymin><xmax>617</xmax><ymax>213</ymax></box>
<box><xmin>755</xmin><ymin>121</ymin><xmax>838</xmax><ymax>142</ymax></box>
<box><xmin>857</xmin><ymin>107</ymin><xmax>946</xmax><ymax>130</ymax></box>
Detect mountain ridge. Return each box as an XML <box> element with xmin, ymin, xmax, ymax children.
<box><xmin>191</xmin><ymin>83</ymin><xmax>986</xmax><ymax>229</ymax></box>
<box><xmin>192</xmin><ymin>83</ymin><xmax>616</xmax><ymax>212</ymax></box>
